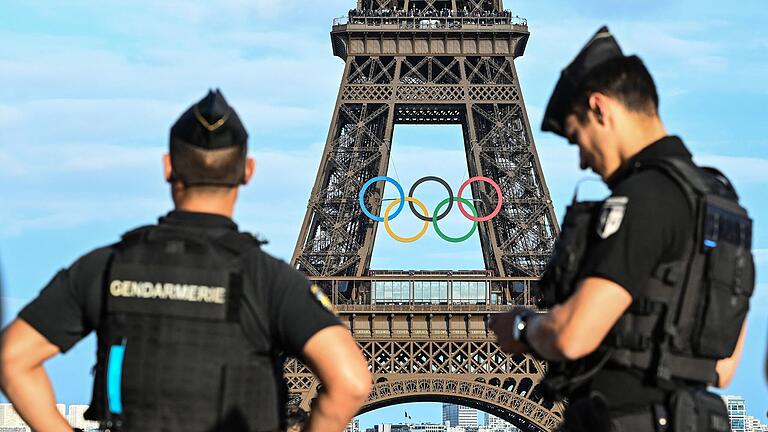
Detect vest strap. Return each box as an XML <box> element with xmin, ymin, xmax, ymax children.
<box><xmin>627</xmin><ymin>298</ymin><xmax>665</xmax><ymax>316</ymax></box>
<box><xmin>610</xmin><ymin>348</ymin><xmax>718</xmax><ymax>385</ymax></box>
<box><xmin>603</xmin><ymin>333</ymin><xmax>652</xmax><ymax>351</ymax></box>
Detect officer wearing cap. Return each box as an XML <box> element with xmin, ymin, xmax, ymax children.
<box><xmin>490</xmin><ymin>28</ymin><xmax>754</xmax><ymax>431</ymax></box>
<box><xmin>0</xmin><ymin>90</ymin><xmax>372</xmax><ymax>432</ymax></box>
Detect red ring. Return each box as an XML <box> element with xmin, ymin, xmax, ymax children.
<box><xmin>457</xmin><ymin>176</ymin><xmax>503</xmax><ymax>222</ymax></box>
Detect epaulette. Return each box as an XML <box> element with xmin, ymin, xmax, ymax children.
<box><xmin>120</xmin><ymin>225</ymin><xmax>154</xmax><ymax>241</ymax></box>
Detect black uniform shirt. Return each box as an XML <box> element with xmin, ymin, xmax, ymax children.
<box><xmin>576</xmin><ymin>135</ymin><xmax>695</xmax><ymax>406</ymax></box>
<box><xmin>19</xmin><ymin>211</ymin><xmax>341</xmax><ymax>358</ymax></box>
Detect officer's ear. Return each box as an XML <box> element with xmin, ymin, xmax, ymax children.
<box><xmin>243</xmin><ymin>157</ymin><xmax>256</xmax><ymax>185</ymax></box>
<box><xmin>163</xmin><ymin>154</ymin><xmax>173</xmax><ymax>182</ymax></box>
<box><xmin>588</xmin><ymin>93</ymin><xmax>608</xmax><ymax>126</ymax></box>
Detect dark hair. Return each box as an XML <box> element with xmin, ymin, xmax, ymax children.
<box><xmin>285</xmin><ymin>406</ymin><xmax>308</xmax><ymax>429</ymax></box>
<box><xmin>570</xmin><ymin>55</ymin><xmax>659</xmax><ymax>122</ymax></box>
<box><xmin>170</xmin><ymin>142</ymin><xmax>246</xmax><ymax>187</ymax></box>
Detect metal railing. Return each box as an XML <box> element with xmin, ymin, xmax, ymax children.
<box><xmin>333</xmin><ymin>15</ymin><xmax>528</xmax><ymax>29</ymax></box>
<box><xmin>309</xmin><ymin>271</ymin><xmax>540</xmax><ymax>308</ymax></box>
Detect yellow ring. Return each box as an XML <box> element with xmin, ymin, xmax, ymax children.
<box><xmin>383</xmin><ymin>197</ymin><xmax>430</xmax><ymax>243</ymax></box>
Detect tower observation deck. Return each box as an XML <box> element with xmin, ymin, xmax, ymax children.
<box><xmin>332</xmin><ymin>0</ymin><xmax>530</xmax><ymax>61</ymax></box>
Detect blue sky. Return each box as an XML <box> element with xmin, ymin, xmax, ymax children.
<box><xmin>1</xmin><ymin>0</ymin><xmax>766</xmax><ymax>426</ymax></box>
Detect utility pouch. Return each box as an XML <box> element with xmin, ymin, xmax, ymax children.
<box><xmin>559</xmin><ymin>392</ymin><xmax>613</xmax><ymax>432</ymax></box>
<box><xmin>539</xmin><ymin>200</ymin><xmax>599</xmax><ymax>307</ymax></box>
<box><xmin>692</xmin><ymin>200</ymin><xmax>754</xmax><ymax>358</ymax></box>
<box><xmin>670</xmin><ymin>389</ymin><xmax>730</xmax><ymax>432</ymax></box>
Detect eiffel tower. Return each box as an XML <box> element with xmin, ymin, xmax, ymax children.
<box><xmin>287</xmin><ymin>1</ymin><xmax>562</xmax><ymax>430</ymax></box>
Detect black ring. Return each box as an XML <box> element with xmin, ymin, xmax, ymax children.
<box><xmin>408</xmin><ymin>176</ymin><xmax>454</xmax><ymax>221</ymax></box>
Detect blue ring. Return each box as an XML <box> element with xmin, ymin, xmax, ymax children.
<box><xmin>359</xmin><ymin>176</ymin><xmax>405</xmax><ymax>222</ymax></box>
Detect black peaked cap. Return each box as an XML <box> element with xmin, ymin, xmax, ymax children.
<box><xmin>170</xmin><ymin>89</ymin><xmax>248</xmax><ymax>150</ymax></box>
<box><xmin>541</xmin><ymin>26</ymin><xmax>625</xmax><ymax>137</ymax></box>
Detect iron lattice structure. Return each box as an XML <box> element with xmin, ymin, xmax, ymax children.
<box><xmin>289</xmin><ymin>1</ymin><xmax>561</xmax><ymax>430</ymax></box>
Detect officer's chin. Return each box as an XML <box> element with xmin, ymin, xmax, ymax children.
<box><xmin>580</xmin><ymin>162</ymin><xmax>596</xmax><ymax>174</ymax></box>
<box><xmin>582</xmin><ymin>162</ymin><xmax>601</xmax><ymax>177</ymax></box>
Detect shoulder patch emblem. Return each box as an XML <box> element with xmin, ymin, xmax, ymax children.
<box><xmin>597</xmin><ymin>196</ymin><xmax>628</xmax><ymax>239</ymax></box>
<box><xmin>310</xmin><ymin>284</ymin><xmax>337</xmax><ymax>315</ymax></box>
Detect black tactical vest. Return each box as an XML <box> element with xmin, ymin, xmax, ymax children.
<box><xmin>538</xmin><ymin>157</ymin><xmax>755</xmax><ymax>400</ymax></box>
<box><xmin>85</xmin><ymin>224</ymin><xmax>284</xmax><ymax>432</ymax></box>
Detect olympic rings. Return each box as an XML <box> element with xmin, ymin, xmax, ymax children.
<box><xmin>457</xmin><ymin>176</ymin><xmax>503</xmax><ymax>222</ymax></box>
<box><xmin>358</xmin><ymin>175</ymin><xmax>503</xmax><ymax>243</ymax></box>
<box><xmin>408</xmin><ymin>176</ymin><xmax>453</xmax><ymax>221</ymax></box>
<box><xmin>384</xmin><ymin>197</ymin><xmax>431</xmax><ymax>243</ymax></box>
<box><xmin>433</xmin><ymin>197</ymin><xmax>478</xmax><ymax>243</ymax></box>
<box><xmin>359</xmin><ymin>176</ymin><xmax>405</xmax><ymax>222</ymax></box>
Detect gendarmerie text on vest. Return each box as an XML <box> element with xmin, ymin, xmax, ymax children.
<box><xmin>109</xmin><ymin>279</ymin><xmax>227</xmax><ymax>304</ymax></box>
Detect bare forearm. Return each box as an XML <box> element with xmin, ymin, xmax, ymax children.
<box><xmin>301</xmin><ymin>326</ymin><xmax>371</xmax><ymax>432</ymax></box>
<box><xmin>2</xmin><ymin>366</ymin><xmax>71</xmax><ymax>432</ymax></box>
<box><xmin>528</xmin><ymin>309</ymin><xmax>569</xmax><ymax>361</ymax></box>
<box><xmin>527</xmin><ymin>278</ymin><xmax>633</xmax><ymax>361</ymax></box>
<box><xmin>305</xmin><ymin>390</ymin><xmax>365</xmax><ymax>432</ymax></box>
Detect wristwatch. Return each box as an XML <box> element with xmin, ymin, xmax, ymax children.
<box><xmin>512</xmin><ymin>309</ymin><xmax>536</xmax><ymax>345</ymax></box>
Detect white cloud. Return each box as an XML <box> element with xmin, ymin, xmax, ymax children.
<box><xmin>0</xmin><ymin>39</ymin><xmax>341</xmax><ymax>104</ymax></box>
<box><xmin>0</xmin><ymin>99</ymin><xmax>177</xmax><ymax>147</ymax></box>
<box><xmin>518</xmin><ymin>14</ymin><xmax>768</xmax><ymax>103</ymax></box>
<box><xmin>0</xmin><ymin>142</ymin><xmax>327</xmax><ymax>239</ymax></box>
<box><xmin>0</xmin><ymin>141</ymin><xmax>162</xmax><ymax>177</ymax></box>
<box><xmin>219</xmin><ymin>30</ymin><xmax>331</xmax><ymax>56</ymax></box>
<box><xmin>237</xmin><ymin>103</ymin><xmax>326</xmax><ymax>131</ymax></box>
<box><xmin>154</xmin><ymin>0</ymin><xmax>287</xmax><ymax>22</ymax></box>
<box><xmin>0</xmin><ymin>196</ymin><xmax>167</xmax><ymax>237</ymax></box>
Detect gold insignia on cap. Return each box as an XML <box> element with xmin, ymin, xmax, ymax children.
<box><xmin>194</xmin><ymin>105</ymin><xmax>231</xmax><ymax>132</ymax></box>
<box><xmin>310</xmin><ymin>284</ymin><xmax>337</xmax><ymax>315</ymax></box>
<box><xmin>594</xmin><ymin>30</ymin><xmax>613</xmax><ymax>40</ymax></box>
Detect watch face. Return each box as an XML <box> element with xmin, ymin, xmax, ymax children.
<box><xmin>513</xmin><ymin>315</ymin><xmax>524</xmax><ymax>341</ymax></box>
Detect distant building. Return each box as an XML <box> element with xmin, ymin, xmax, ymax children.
<box><xmin>442</xmin><ymin>404</ymin><xmax>477</xmax><ymax>428</ymax></box>
<box><xmin>722</xmin><ymin>395</ymin><xmax>747</xmax><ymax>432</ymax></box>
<box><xmin>0</xmin><ymin>404</ymin><xmax>27</xmax><ymax>430</ymax></box>
<box><xmin>408</xmin><ymin>423</ymin><xmax>449</xmax><ymax>431</ymax></box>
<box><xmin>346</xmin><ymin>418</ymin><xmax>360</xmax><ymax>432</ymax></box>
<box><xmin>745</xmin><ymin>415</ymin><xmax>768</xmax><ymax>432</ymax></box>
<box><xmin>484</xmin><ymin>414</ymin><xmax>521</xmax><ymax>432</ymax></box>
<box><xmin>67</xmin><ymin>405</ymin><xmax>98</xmax><ymax>431</ymax></box>
<box><xmin>363</xmin><ymin>422</ymin><xmax>471</xmax><ymax>432</ymax></box>
<box><xmin>0</xmin><ymin>403</ymin><xmax>99</xmax><ymax>432</ymax></box>
<box><xmin>368</xmin><ymin>424</ymin><xmax>409</xmax><ymax>432</ymax></box>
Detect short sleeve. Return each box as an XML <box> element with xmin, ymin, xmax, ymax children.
<box><xmin>18</xmin><ymin>247</ymin><xmax>112</xmax><ymax>352</ymax></box>
<box><xmin>579</xmin><ymin>171</ymin><xmax>692</xmax><ymax>298</ymax></box>
<box><xmin>261</xmin><ymin>256</ymin><xmax>341</xmax><ymax>357</ymax></box>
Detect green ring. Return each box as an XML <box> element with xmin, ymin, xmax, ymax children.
<box><xmin>432</xmin><ymin>197</ymin><xmax>479</xmax><ymax>243</ymax></box>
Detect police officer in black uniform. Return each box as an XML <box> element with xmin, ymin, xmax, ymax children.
<box><xmin>490</xmin><ymin>28</ymin><xmax>755</xmax><ymax>431</ymax></box>
<box><xmin>0</xmin><ymin>90</ymin><xmax>372</xmax><ymax>432</ymax></box>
